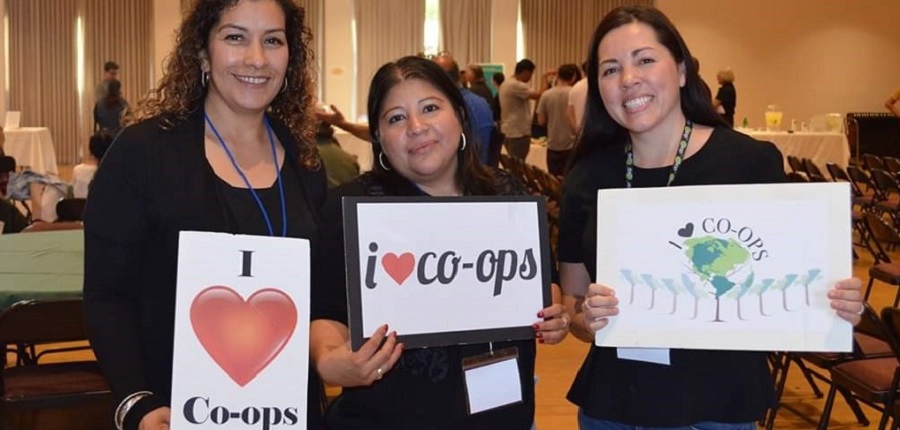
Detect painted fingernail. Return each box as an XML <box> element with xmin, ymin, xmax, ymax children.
<box><xmin>536</xmin><ymin>332</ymin><xmax>543</xmax><ymax>338</ymax></box>
<box><xmin>538</xmin><ymin>339</ymin><xmax>545</xmax><ymax>344</ymax></box>
<box><xmin>537</xmin><ymin>311</ymin><xmax>545</xmax><ymax>318</ymax></box>
<box><xmin>532</xmin><ymin>323</ymin><xmax>540</xmax><ymax>330</ymax></box>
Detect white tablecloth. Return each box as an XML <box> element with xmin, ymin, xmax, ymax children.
<box><xmin>334</xmin><ymin>130</ymin><xmax>373</xmax><ymax>172</ymax></box>
<box><xmin>4</xmin><ymin>127</ymin><xmax>59</xmax><ymax>175</ymax></box>
<box><xmin>746</xmin><ymin>130</ymin><xmax>849</xmax><ymax>172</ymax></box>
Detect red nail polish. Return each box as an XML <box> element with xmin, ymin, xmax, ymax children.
<box><xmin>538</xmin><ymin>339</ymin><xmax>545</xmax><ymax>344</ymax></box>
<box><xmin>536</xmin><ymin>332</ymin><xmax>543</xmax><ymax>338</ymax></box>
<box><xmin>532</xmin><ymin>323</ymin><xmax>540</xmax><ymax>330</ymax></box>
<box><xmin>537</xmin><ymin>311</ymin><xmax>545</xmax><ymax>318</ymax></box>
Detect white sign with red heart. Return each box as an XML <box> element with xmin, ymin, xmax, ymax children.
<box><xmin>171</xmin><ymin>231</ymin><xmax>310</xmax><ymax>429</ymax></box>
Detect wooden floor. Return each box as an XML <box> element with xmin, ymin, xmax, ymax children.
<box><xmin>6</xmin><ymin>164</ymin><xmax>895</xmax><ymax>428</ymax></box>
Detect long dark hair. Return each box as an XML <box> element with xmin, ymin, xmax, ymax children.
<box><xmin>134</xmin><ymin>0</ymin><xmax>319</xmax><ymax>169</ymax></box>
<box><xmin>570</xmin><ymin>5</ymin><xmax>722</xmax><ymax>162</ymax></box>
<box><xmin>104</xmin><ymin>79</ymin><xmax>123</xmax><ymax>109</ymax></box>
<box><xmin>366</xmin><ymin>56</ymin><xmax>494</xmax><ymax>195</ymax></box>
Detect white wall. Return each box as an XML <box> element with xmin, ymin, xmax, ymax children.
<box><xmin>321</xmin><ymin>0</ymin><xmax>355</xmax><ymax>118</ymax></box>
<box><xmin>151</xmin><ymin>0</ymin><xmax>182</xmax><ymax>87</ymax></box>
<box><xmin>658</xmin><ymin>0</ymin><xmax>900</xmax><ymax>127</ymax></box>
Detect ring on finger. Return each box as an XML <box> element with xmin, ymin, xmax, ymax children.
<box><xmin>376</xmin><ymin>367</ymin><xmax>384</xmax><ymax>380</ymax></box>
<box><xmin>857</xmin><ymin>304</ymin><xmax>865</xmax><ymax>315</ymax></box>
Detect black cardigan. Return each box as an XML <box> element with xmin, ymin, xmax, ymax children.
<box><xmin>83</xmin><ymin>107</ymin><xmax>327</xmax><ymax>429</ymax></box>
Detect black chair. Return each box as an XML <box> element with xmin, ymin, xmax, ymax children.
<box><xmin>0</xmin><ymin>300</ymin><xmax>111</xmax><ymax>417</ymax></box>
<box><xmin>864</xmin><ymin>153</ymin><xmax>888</xmax><ymax>172</ymax></box>
<box><xmin>786</xmin><ymin>171</ymin><xmax>809</xmax><ymax>182</ymax></box>
<box><xmin>864</xmin><ymin>213</ymin><xmax>900</xmax><ymax>308</ymax></box>
<box><xmin>56</xmin><ymin>198</ymin><xmax>86</xmax><ymax>222</ymax></box>
<box><xmin>787</xmin><ymin>155</ymin><xmax>805</xmax><ymax>174</ymax></box>
<box><xmin>804</xmin><ymin>158</ymin><xmax>826</xmax><ymax>179</ymax></box>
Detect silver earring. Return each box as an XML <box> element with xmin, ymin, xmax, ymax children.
<box><xmin>281</xmin><ymin>78</ymin><xmax>288</xmax><ymax>94</ymax></box>
<box><xmin>459</xmin><ymin>133</ymin><xmax>467</xmax><ymax>151</ymax></box>
<box><xmin>202</xmin><ymin>71</ymin><xmax>209</xmax><ymax>88</ymax></box>
<box><xmin>378</xmin><ymin>152</ymin><xmax>391</xmax><ymax>171</ymax></box>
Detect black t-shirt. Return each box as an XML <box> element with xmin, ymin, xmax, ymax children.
<box><xmin>558</xmin><ymin>127</ymin><xmax>785</xmax><ymax>426</ymax></box>
<box><xmin>317</xmin><ymin>170</ymin><xmax>536</xmax><ymax>430</ymax></box>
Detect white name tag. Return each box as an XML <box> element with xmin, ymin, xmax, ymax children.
<box><xmin>462</xmin><ymin>347</ymin><xmax>523</xmax><ymax>414</ymax></box>
<box><xmin>617</xmin><ymin>347</ymin><xmax>671</xmax><ymax>365</ymax></box>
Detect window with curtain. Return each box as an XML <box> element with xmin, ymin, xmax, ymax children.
<box><xmin>8</xmin><ymin>0</ymin><xmax>152</xmax><ymax>166</ymax></box>
<box><xmin>439</xmin><ymin>0</ymin><xmax>491</xmax><ymax>67</ymax></box>
<box><xmin>520</xmin><ymin>0</ymin><xmax>653</xmax><ymax>89</ymax></box>
<box><xmin>354</xmin><ymin>0</ymin><xmax>424</xmax><ymax>118</ymax></box>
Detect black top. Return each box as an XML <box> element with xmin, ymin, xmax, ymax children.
<box><xmin>558</xmin><ymin>127</ymin><xmax>785</xmax><ymax>426</ymax></box>
<box><xmin>318</xmin><ymin>170</ymin><xmax>537</xmax><ymax>430</ymax></box>
<box><xmin>83</xmin><ymin>108</ymin><xmax>327</xmax><ymax>430</ymax></box>
<box><xmin>715</xmin><ymin>83</ymin><xmax>737</xmax><ymax>127</ymax></box>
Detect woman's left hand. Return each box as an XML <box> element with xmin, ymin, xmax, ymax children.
<box><xmin>534</xmin><ymin>304</ymin><xmax>569</xmax><ymax>345</ymax></box>
<box><xmin>829</xmin><ymin>277</ymin><xmax>864</xmax><ymax>325</ymax></box>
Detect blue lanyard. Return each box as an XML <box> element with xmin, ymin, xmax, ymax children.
<box><xmin>204</xmin><ymin>113</ymin><xmax>287</xmax><ymax>237</ymax></box>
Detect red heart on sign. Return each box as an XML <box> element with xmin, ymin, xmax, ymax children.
<box><xmin>190</xmin><ymin>286</ymin><xmax>297</xmax><ymax>387</ymax></box>
<box><xmin>381</xmin><ymin>252</ymin><xmax>415</xmax><ymax>285</ymax></box>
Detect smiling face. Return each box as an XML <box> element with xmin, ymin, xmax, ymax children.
<box><xmin>202</xmin><ymin>0</ymin><xmax>288</xmax><ymax>117</ymax></box>
<box><xmin>597</xmin><ymin>22</ymin><xmax>686</xmax><ymax>138</ymax></box>
<box><xmin>376</xmin><ymin>78</ymin><xmax>463</xmax><ymax>192</ymax></box>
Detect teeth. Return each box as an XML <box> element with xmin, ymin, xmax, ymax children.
<box><xmin>624</xmin><ymin>96</ymin><xmax>652</xmax><ymax>110</ymax></box>
<box><xmin>236</xmin><ymin>76</ymin><xmax>268</xmax><ymax>85</ymax></box>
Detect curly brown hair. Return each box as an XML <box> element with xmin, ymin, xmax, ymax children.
<box><xmin>132</xmin><ymin>0</ymin><xmax>319</xmax><ymax>169</ymax></box>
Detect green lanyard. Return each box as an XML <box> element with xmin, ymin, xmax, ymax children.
<box><xmin>625</xmin><ymin>119</ymin><xmax>693</xmax><ymax>188</ymax></box>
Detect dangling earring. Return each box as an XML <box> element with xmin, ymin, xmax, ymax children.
<box><xmin>378</xmin><ymin>152</ymin><xmax>391</xmax><ymax>171</ymax></box>
<box><xmin>280</xmin><ymin>78</ymin><xmax>288</xmax><ymax>94</ymax></box>
<box><xmin>201</xmin><ymin>71</ymin><xmax>209</xmax><ymax>88</ymax></box>
<box><xmin>459</xmin><ymin>133</ymin><xmax>467</xmax><ymax>151</ymax></box>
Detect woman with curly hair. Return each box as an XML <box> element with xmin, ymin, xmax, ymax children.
<box><xmin>83</xmin><ymin>1</ymin><xmax>326</xmax><ymax>429</ymax></box>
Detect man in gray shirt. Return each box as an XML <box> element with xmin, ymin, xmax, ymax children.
<box><xmin>537</xmin><ymin>64</ymin><xmax>578</xmax><ymax>176</ymax></box>
<box><xmin>499</xmin><ymin>59</ymin><xmax>552</xmax><ymax>160</ymax></box>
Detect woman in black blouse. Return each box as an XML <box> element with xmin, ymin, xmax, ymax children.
<box><xmin>312</xmin><ymin>56</ymin><xmax>568</xmax><ymax>429</ymax></box>
<box><xmin>83</xmin><ymin>1</ymin><xmax>326</xmax><ymax>429</ymax></box>
<box><xmin>558</xmin><ymin>6</ymin><xmax>863</xmax><ymax>429</ymax></box>
<box><xmin>713</xmin><ymin>68</ymin><xmax>736</xmax><ymax>128</ymax></box>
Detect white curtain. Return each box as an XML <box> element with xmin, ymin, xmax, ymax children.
<box><xmin>354</xmin><ymin>0</ymin><xmax>424</xmax><ymax>117</ymax></box>
<box><xmin>521</xmin><ymin>0</ymin><xmax>653</xmax><ymax>88</ymax></box>
<box><xmin>8</xmin><ymin>0</ymin><xmax>152</xmax><ymax>166</ymax></box>
<box><xmin>439</xmin><ymin>0</ymin><xmax>491</xmax><ymax>67</ymax></box>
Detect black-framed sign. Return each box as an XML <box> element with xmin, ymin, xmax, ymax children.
<box><xmin>343</xmin><ymin>196</ymin><xmax>552</xmax><ymax>350</ymax></box>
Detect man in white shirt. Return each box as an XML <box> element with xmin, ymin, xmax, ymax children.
<box><xmin>499</xmin><ymin>59</ymin><xmax>552</xmax><ymax>159</ymax></box>
<box><xmin>537</xmin><ymin>64</ymin><xmax>578</xmax><ymax>176</ymax></box>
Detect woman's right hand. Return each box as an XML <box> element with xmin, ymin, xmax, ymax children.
<box><xmin>581</xmin><ymin>283</ymin><xmax>619</xmax><ymax>334</ymax></box>
<box><xmin>318</xmin><ymin>324</ymin><xmax>404</xmax><ymax>387</ymax></box>
<box><xmin>138</xmin><ymin>406</ymin><xmax>170</xmax><ymax>430</ymax></box>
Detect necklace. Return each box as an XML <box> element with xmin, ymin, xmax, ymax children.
<box><xmin>625</xmin><ymin>119</ymin><xmax>693</xmax><ymax>188</ymax></box>
<box><xmin>204</xmin><ymin>113</ymin><xmax>287</xmax><ymax>237</ymax></box>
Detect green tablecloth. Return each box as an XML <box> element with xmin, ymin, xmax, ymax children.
<box><xmin>0</xmin><ymin>230</ymin><xmax>84</xmax><ymax>309</ymax></box>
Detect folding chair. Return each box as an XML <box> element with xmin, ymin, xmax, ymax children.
<box><xmin>0</xmin><ymin>299</ymin><xmax>111</xmax><ymax>423</ymax></box>
<box><xmin>864</xmin><ymin>212</ymin><xmax>900</xmax><ymax>307</ymax></box>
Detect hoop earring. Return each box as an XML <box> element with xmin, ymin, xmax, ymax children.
<box><xmin>459</xmin><ymin>133</ymin><xmax>467</xmax><ymax>151</ymax></box>
<box><xmin>201</xmin><ymin>71</ymin><xmax>209</xmax><ymax>88</ymax></box>
<box><xmin>280</xmin><ymin>78</ymin><xmax>288</xmax><ymax>94</ymax></box>
<box><xmin>378</xmin><ymin>152</ymin><xmax>391</xmax><ymax>171</ymax></box>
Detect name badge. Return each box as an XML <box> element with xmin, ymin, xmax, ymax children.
<box><xmin>462</xmin><ymin>347</ymin><xmax>523</xmax><ymax>414</ymax></box>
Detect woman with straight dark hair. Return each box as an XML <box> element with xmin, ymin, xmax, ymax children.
<box><xmin>558</xmin><ymin>5</ymin><xmax>863</xmax><ymax>429</ymax></box>
<box><xmin>312</xmin><ymin>56</ymin><xmax>568</xmax><ymax>429</ymax></box>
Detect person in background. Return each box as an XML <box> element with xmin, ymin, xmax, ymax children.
<box><xmin>491</xmin><ymin>72</ymin><xmax>505</xmax><ymax>125</ymax></box>
<box><xmin>537</xmin><ymin>63</ymin><xmax>578</xmax><ymax>176</ymax></box>
<box><xmin>558</xmin><ymin>5</ymin><xmax>864</xmax><ymax>429</ymax></box>
<box><xmin>314</xmin><ymin>116</ymin><xmax>360</xmax><ymax>188</ymax></box>
<box><xmin>434</xmin><ymin>54</ymin><xmax>495</xmax><ymax>165</ymax></box>
<box><xmin>95</xmin><ymin>60</ymin><xmax>120</xmax><ymax>102</ymax></box>
<box><xmin>94</xmin><ymin>79</ymin><xmax>129</xmax><ymax>134</ymax></box>
<box><xmin>72</xmin><ymin>132</ymin><xmax>113</xmax><ymax>199</ymax></box>
<box><xmin>567</xmin><ymin>62</ymin><xmax>588</xmax><ymax>135</ymax></box>
<box><xmin>0</xmin><ymin>125</ymin><xmax>5</xmax><ymax>156</ymax></box>
<box><xmin>885</xmin><ymin>86</ymin><xmax>900</xmax><ymax>118</ymax></box>
<box><xmin>82</xmin><ymin>0</ymin><xmax>327</xmax><ymax>429</ymax></box>
<box><xmin>463</xmin><ymin>63</ymin><xmax>494</xmax><ymax>106</ymax></box>
<box><xmin>499</xmin><ymin>59</ymin><xmax>553</xmax><ymax>160</ymax></box>
<box><xmin>312</xmin><ymin>56</ymin><xmax>569</xmax><ymax>430</ymax></box>
<box><xmin>713</xmin><ymin>68</ymin><xmax>737</xmax><ymax>128</ymax></box>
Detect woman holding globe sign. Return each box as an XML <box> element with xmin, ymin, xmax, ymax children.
<box><xmin>557</xmin><ymin>5</ymin><xmax>864</xmax><ymax>429</ymax></box>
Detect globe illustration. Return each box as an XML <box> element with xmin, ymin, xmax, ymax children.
<box><xmin>683</xmin><ymin>236</ymin><xmax>751</xmax><ymax>321</ymax></box>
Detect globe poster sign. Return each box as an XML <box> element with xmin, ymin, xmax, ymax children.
<box><xmin>594</xmin><ymin>183</ymin><xmax>852</xmax><ymax>352</ymax></box>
